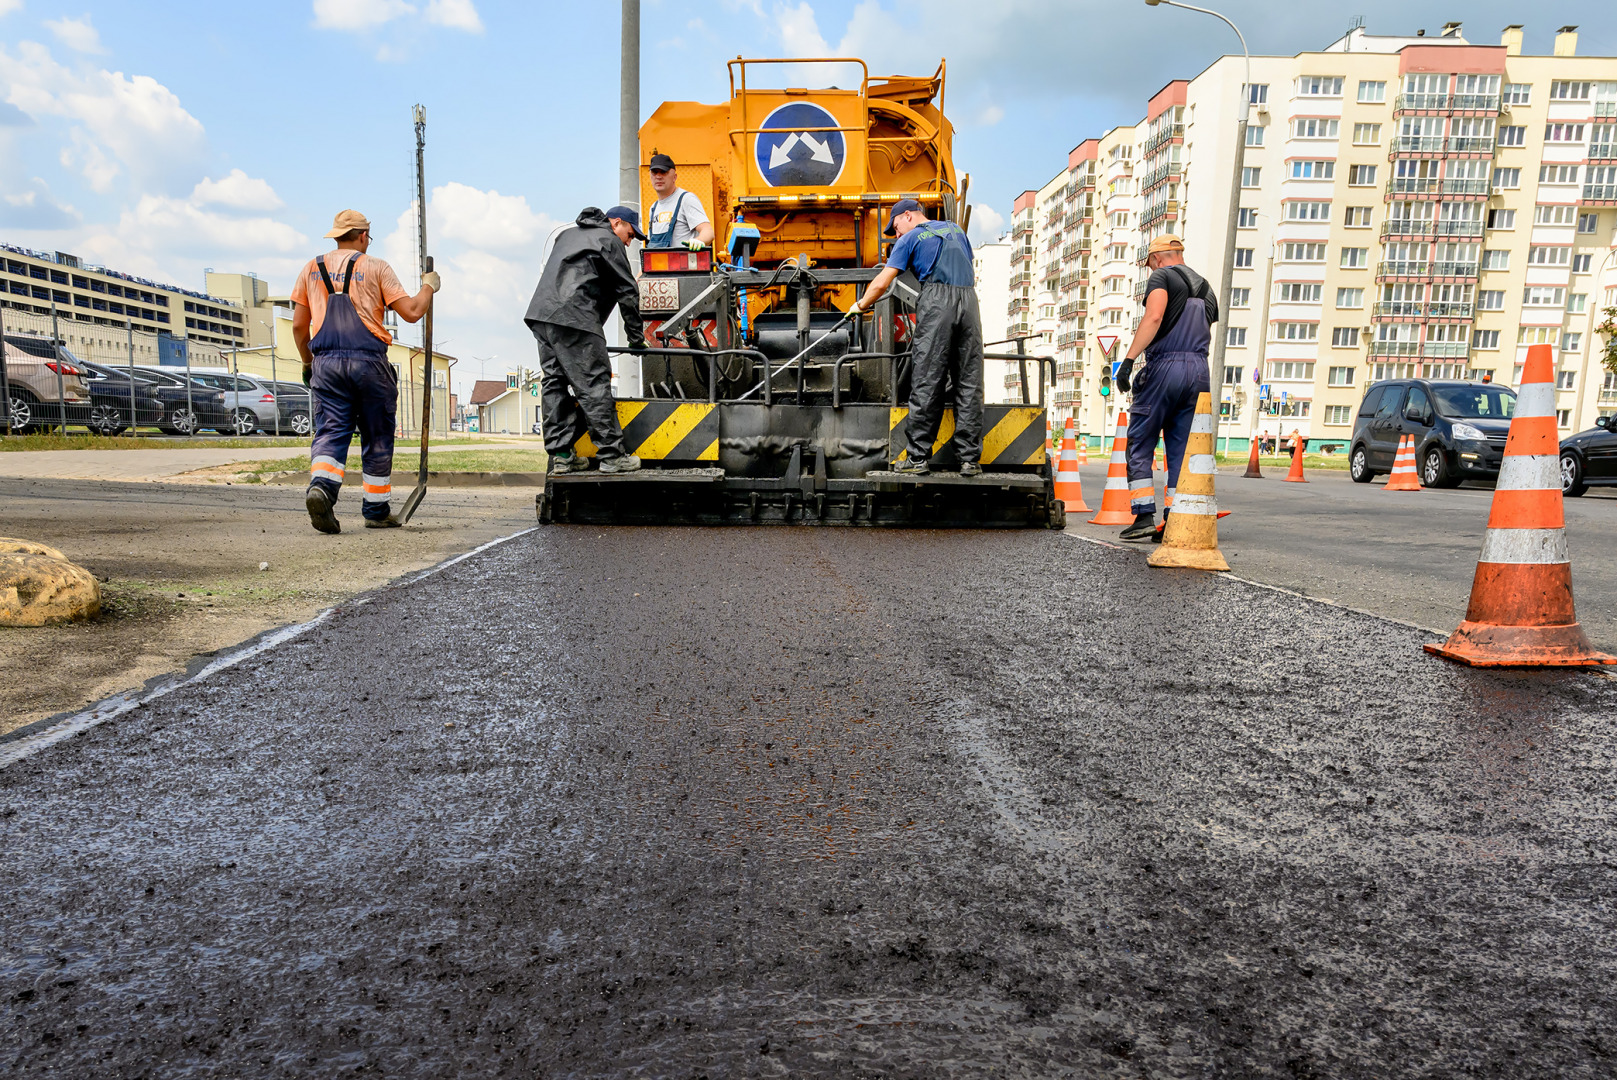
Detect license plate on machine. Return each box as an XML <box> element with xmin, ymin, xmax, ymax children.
<box><xmin>639</xmin><ymin>278</ymin><xmax>680</xmax><ymax>312</ymax></box>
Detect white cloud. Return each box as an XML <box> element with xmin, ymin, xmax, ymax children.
<box><xmin>59</xmin><ymin>126</ymin><xmax>117</xmax><ymax>190</ymax></box>
<box><xmin>113</xmin><ymin>193</ymin><xmax>307</xmax><ymax>257</ymax></box>
<box><xmin>423</xmin><ymin>0</ymin><xmax>482</xmax><ymax>32</ymax></box>
<box><xmin>774</xmin><ymin>2</ymin><xmax>830</xmax><ymax>54</ymax></box>
<box><xmin>45</xmin><ymin>14</ymin><xmax>105</xmax><ymax>54</ymax></box>
<box><xmin>0</xmin><ymin>178</ymin><xmax>80</xmax><ymax>229</ymax></box>
<box><xmin>1</xmin><ymin>41</ymin><xmax>207</xmax><ymax>195</ymax></box>
<box><xmin>0</xmin><ymin>0</ymin><xmax>23</xmax><ymax>16</ymax></box>
<box><xmin>311</xmin><ymin>0</ymin><xmax>414</xmax><ymax>31</ymax></box>
<box><xmin>192</xmin><ymin>169</ymin><xmax>285</xmax><ymax>212</ymax></box>
<box><xmin>975</xmin><ymin>104</ymin><xmax>1005</xmax><ymax>128</ymax></box>
<box><xmin>966</xmin><ymin>203</ymin><xmax>1004</xmax><ymax>245</ymax></box>
<box><xmin>429</xmin><ymin>182</ymin><xmax>549</xmax><ymax>250</ymax></box>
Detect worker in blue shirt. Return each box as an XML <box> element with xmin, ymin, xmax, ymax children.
<box><xmin>849</xmin><ymin>198</ymin><xmax>985</xmax><ymax>477</ymax></box>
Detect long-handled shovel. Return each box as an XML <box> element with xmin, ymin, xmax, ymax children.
<box><xmin>399</xmin><ymin>104</ymin><xmax>432</xmax><ymax>523</ymax></box>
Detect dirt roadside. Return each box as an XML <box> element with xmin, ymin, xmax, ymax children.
<box><xmin>0</xmin><ymin>477</ymin><xmax>536</xmax><ymax>735</ymax></box>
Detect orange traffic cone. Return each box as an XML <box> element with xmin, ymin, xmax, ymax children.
<box><xmin>1053</xmin><ymin>418</ymin><xmax>1090</xmax><ymax>512</ymax></box>
<box><xmin>1385</xmin><ymin>435</ymin><xmax>1422</xmax><ymax>491</ymax></box>
<box><xmin>1282</xmin><ymin>435</ymin><xmax>1307</xmax><ymax>482</ymax></box>
<box><xmin>1149</xmin><ymin>393</ymin><xmax>1229</xmax><ymax>572</ymax></box>
<box><xmin>1088</xmin><ymin>414</ymin><xmax>1135</xmax><ymax>525</ymax></box>
<box><xmin>1243</xmin><ymin>438</ymin><xmax>1263</xmax><ymax>479</ymax></box>
<box><xmin>1426</xmin><ymin>345</ymin><xmax>1615</xmax><ymax>667</ymax></box>
<box><xmin>1077</xmin><ymin>436</ymin><xmax>1089</xmax><ymax>467</ymax></box>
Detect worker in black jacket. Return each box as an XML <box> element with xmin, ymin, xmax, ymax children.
<box><xmin>523</xmin><ymin>206</ymin><xmax>648</xmax><ymax>474</ymax></box>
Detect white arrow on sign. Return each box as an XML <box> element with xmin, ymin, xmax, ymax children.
<box><xmin>769</xmin><ymin>131</ymin><xmax>835</xmax><ymax>170</ymax></box>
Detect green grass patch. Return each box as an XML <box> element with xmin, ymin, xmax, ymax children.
<box><xmin>231</xmin><ymin>448</ymin><xmax>551</xmax><ymax>479</ymax></box>
<box><xmin>1214</xmin><ymin>452</ymin><xmax>1350</xmax><ymax>470</ymax></box>
<box><xmin>0</xmin><ymin>434</ymin><xmax>494</xmax><ymax>453</ymax></box>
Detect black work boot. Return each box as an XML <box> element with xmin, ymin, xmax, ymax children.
<box><xmin>893</xmin><ymin>457</ymin><xmax>930</xmax><ymax>475</ymax></box>
<box><xmin>1118</xmin><ymin>511</ymin><xmax>1158</xmax><ymax>542</ymax></box>
<box><xmin>959</xmin><ymin>461</ymin><xmax>983</xmax><ymax>478</ymax></box>
<box><xmin>305</xmin><ymin>485</ymin><xmax>340</xmax><ymax>535</ymax></box>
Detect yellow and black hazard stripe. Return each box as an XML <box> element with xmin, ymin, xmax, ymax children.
<box><xmin>888</xmin><ymin>406</ymin><xmax>1046</xmax><ymax>465</ymax></box>
<box><xmin>574</xmin><ymin>402</ymin><xmax>719</xmax><ymax>461</ymax></box>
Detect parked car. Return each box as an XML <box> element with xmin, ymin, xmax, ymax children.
<box><xmin>3</xmin><ymin>334</ymin><xmax>92</xmax><ymax>433</ymax></box>
<box><xmin>69</xmin><ymin>361</ymin><xmax>167</xmax><ymax>435</ymax></box>
<box><xmin>129</xmin><ymin>365</ymin><xmax>252</xmax><ymax>435</ymax></box>
<box><xmin>179</xmin><ymin>369</ymin><xmax>284</xmax><ymax>436</ymax></box>
<box><xmin>77</xmin><ymin>360</ymin><xmax>229</xmax><ymax>435</ymax></box>
<box><xmin>1349</xmin><ymin>379</ymin><xmax>1517</xmax><ymax>488</ymax></box>
<box><xmin>1560</xmin><ymin>415</ymin><xmax>1617</xmax><ymax>496</ymax></box>
<box><xmin>268</xmin><ymin>381</ymin><xmax>313</xmax><ymax>437</ymax></box>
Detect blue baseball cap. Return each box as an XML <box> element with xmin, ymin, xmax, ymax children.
<box><xmin>605</xmin><ymin>205</ymin><xmax>646</xmax><ymax>241</ymax></box>
<box><xmin>884</xmin><ymin>198</ymin><xmax>925</xmax><ymax>236</ymax></box>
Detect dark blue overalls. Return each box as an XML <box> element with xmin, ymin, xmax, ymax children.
<box><xmin>1127</xmin><ymin>273</ymin><xmax>1212</xmax><ymax>516</ymax></box>
<box><xmin>645</xmin><ymin>192</ymin><xmax>686</xmax><ymax>249</ymax></box>
<box><xmin>306</xmin><ymin>253</ymin><xmax>397</xmax><ymax>522</ymax></box>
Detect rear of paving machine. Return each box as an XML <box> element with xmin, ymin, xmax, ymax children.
<box><xmin>537</xmin><ymin>58</ymin><xmax>1060</xmax><ymax>528</ymax></box>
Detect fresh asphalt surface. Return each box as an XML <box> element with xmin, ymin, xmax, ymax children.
<box><xmin>6</xmin><ymin>515</ymin><xmax>1617</xmax><ymax>1076</ymax></box>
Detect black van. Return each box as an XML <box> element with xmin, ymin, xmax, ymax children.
<box><xmin>1348</xmin><ymin>379</ymin><xmax>1517</xmax><ymax>488</ymax></box>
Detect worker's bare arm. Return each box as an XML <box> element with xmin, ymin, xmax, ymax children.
<box><xmin>853</xmin><ymin>266</ymin><xmax>901</xmax><ymax>312</ymax></box>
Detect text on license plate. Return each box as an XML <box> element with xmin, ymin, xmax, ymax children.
<box><xmin>639</xmin><ymin>278</ymin><xmax>680</xmax><ymax>312</ymax></box>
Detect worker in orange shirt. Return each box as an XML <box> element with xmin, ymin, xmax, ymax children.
<box><xmin>291</xmin><ymin>209</ymin><xmax>438</xmax><ymax>533</ymax></box>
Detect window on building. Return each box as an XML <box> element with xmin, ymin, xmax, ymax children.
<box><xmin>1324</xmin><ymin>404</ymin><xmax>1354</xmax><ymax>426</ymax></box>
<box><xmin>1528</xmin><ymin>245</ymin><xmax>1571</xmax><ymax>266</ymax></box>
<box><xmin>1226</xmin><ymin>326</ymin><xmax>1248</xmax><ymax>346</ymax></box>
<box><xmin>1539</xmin><ymin>164</ymin><xmax>1579</xmax><ymax>184</ymax></box>
<box><xmin>1336</xmin><ymin>287</ymin><xmax>1364</xmax><ymax>308</ymax></box>
<box><xmin>1518</xmin><ymin>326</ymin><xmax>1556</xmax><ymax>345</ymax></box>
<box><xmin>1284</xmin><ymin>200</ymin><xmax>1331</xmax><ymax>221</ymax></box>
<box><xmin>1486</xmin><ymin>208</ymin><xmax>1515</xmax><ymax>230</ymax></box>
<box><xmin>1346</xmin><ymin>164</ymin><xmax>1376</xmax><ymax>186</ymax></box>
<box><xmin>1272</xmin><ymin>323</ymin><xmax>1319</xmax><ymax>342</ymax></box>
<box><xmin>1573</xmin><ymin>253</ymin><xmax>1593</xmax><ymax>273</ymax></box>
<box><xmin>1290</xmin><ymin>160</ymin><xmax>1335</xmax><ymax>180</ymax></box>
<box><xmin>1280</xmin><ymin>242</ymin><xmax>1326</xmax><ymax>262</ymax></box>
<box><xmin>1578</xmin><ymin>213</ymin><xmax>1600</xmax><ymax>234</ymax></box>
<box><xmin>1247</xmin><ymin>83</ymin><xmax>1268</xmax><ymax>105</ymax></box>
<box><xmin>1330</xmin><ymin>329</ymin><xmax>1360</xmax><ymax>348</ymax></box>
<box><xmin>1296</xmin><ymin>76</ymin><xmax>1344</xmax><ymax>97</ymax></box>
<box><xmin>1233</xmin><ymin>248</ymin><xmax>1254</xmax><ymax>268</ymax></box>
<box><xmin>1224</xmin><ymin>366</ymin><xmax>1245</xmax><ymax>385</ymax></box>
<box><xmin>1344</xmin><ymin>206</ymin><xmax>1373</xmax><ymax>228</ymax></box>
<box><xmin>1268</xmin><ymin>360</ymin><xmax>1316</xmax><ymax>379</ymax></box>
<box><xmin>1497</xmin><ymin>126</ymin><xmax>1527</xmax><ymax>148</ymax></box>
<box><xmin>1473</xmin><ymin>329</ymin><xmax>1500</xmax><ymax>350</ymax></box>
<box><xmin>1276</xmin><ymin>283</ymin><xmax>1323</xmax><ymax>303</ymax></box>
<box><xmin>1230</xmin><ymin>287</ymin><xmax>1251</xmax><ymax>308</ymax></box>
<box><xmin>1557</xmin><ymin>409</ymin><xmax>1572</xmax><ymax>428</ymax></box>
<box><xmin>1246</xmin><ymin>125</ymin><xmax>1265</xmax><ymax>147</ymax></box>
<box><xmin>1550</xmin><ymin>81</ymin><xmax>1592</xmax><ymax>101</ymax></box>
<box><xmin>1545</xmin><ymin>123</ymin><xmax>1587</xmax><ymax>143</ymax></box>
<box><xmin>1357</xmin><ymin>80</ymin><xmax>1387</xmax><ymax>104</ymax></box>
<box><xmin>1340</xmin><ymin>247</ymin><xmax>1369</xmax><ymax>269</ymax></box>
<box><xmin>1568</xmin><ymin>292</ymin><xmax>1588</xmax><ymax>314</ymax></box>
<box><xmin>1523</xmin><ymin>286</ymin><xmax>1566</xmax><ymax>307</ymax></box>
<box><xmin>1481</xmin><ymin>249</ymin><xmax>1510</xmax><ymax>271</ymax></box>
<box><xmin>1563</xmin><ymin>332</ymin><xmax>1583</xmax><ymax>353</ymax></box>
<box><xmin>1492</xmin><ymin>167</ymin><xmax>1521</xmax><ymax>190</ymax></box>
<box><xmin>1534</xmin><ymin>205</ymin><xmax>1577</xmax><ymax>226</ymax></box>
<box><xmin>1503</xmin><ymin>82</ymin><xmax>1532</xmax><ymax>105</ymax></box>
<box><xmin>1352</xmin><ymin>122</ymin><xmax>1382</xmax><ymax>145</ymax></box>
<box><xmin>1478</xmin><ymin>290</ymin><xmax>1505</xmax><ymax>310</ymax></box>
<box><xmin>1293</xmin><ymin>118</ymin><xmax>1340</xmax><ymax>139</ymax></box>
<box><xmin>1327</xmin><ymin>365</ymin><xmax>1356</xmax><ymax>386</ymax></box>
<box><xmin>1241</xmin><ymin>167</ymin><xmax>1262</xmax><ymax>187</ymax></box>
<box><xmin>1237</xmin><ymin>208</ymin><xmax>1259</xmax><ymax>228</ymax></box>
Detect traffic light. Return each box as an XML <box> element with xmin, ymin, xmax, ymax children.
<box><xmin>1099</xmin><ymin>373</ymin><xmax>1111</xmax><ymax>397</ymax></box>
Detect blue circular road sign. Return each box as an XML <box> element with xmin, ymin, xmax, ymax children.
<box><xmin>754</xmin><ymin>102</ymin><xmax>847</xmax><ymax>188</ymax></box>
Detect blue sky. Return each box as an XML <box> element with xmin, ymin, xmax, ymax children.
<box><xmin>1</xmin><ymin>0</ymin><xmax>1609</xmax><ymax>394</ymax></box>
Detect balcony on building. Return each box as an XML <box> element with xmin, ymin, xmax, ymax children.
<box><xmin>1142</xmin><ymin>123</ymin><xmax>1184</xmax><ymax>157</ymax></box>
<box><xmin>1393</xmin><ymin>92</ymin><xmax>1449</xmax><ymax>113</ymax></box>
<box><xmin>1055</xmin><ymin>344</ymin><xmax>1084</xmax><ymax>360</ymax></box>
<box><xmin>1585</xmin><ymin>181</ymin><xmax>1617</xmax><ymax>204</ymax></box>
<box><xmin>1422</xmin><ymin>340</ymin><xmax>1471</xmax><ymax>359</ymax></box>
<box><xmin>1446</xmin><ymin>136</ymin><xmax>1496</xmax><ymax>155</ymax></box>
<box><xmin>1434</xmin><ymin>220</ymin><xmax>1484</xmax><ymax>238</ymax></box>
<box><xmin>1370</xmin><ymin>340</ymin><xmax>1422</xmax><ymax>357</ymax></box>
<box><xmin>1381</xmin><ymin>219</ymin><xmax>1435</xmax><ymax>240</ymax></box>
<box><xmin>1388</xmin><ymin>176</ymin><xmax>1441</xmax><ymax>197</ymax></box>
<box><xmin>1057</xmin><ymin>299</ymin><xmax>1088</xmax><ymax>319</ymax></box>
<box><xmin>1391</xmin><ymin>136</ymin><xmax>1446</xmax><ymax>156</ymax></box>
<box><xmin>1441</xmin><ymin>177</ymin><xmax>1492</xmax><ymax>197</ymax></box>
<box><xmin>1376</xmin><ymin>260</ymin><xmax>1431</xmax><ymax>280</ymax></box>
<box><xmin>1432</xmin><ymin>260</ymin><xmax>1479</xmax><ymax>279</ymax></box>
<box><xmin>1372</xmin><ymin>300</ymin><xmax>1424</xmax><ymax>319</ymax></box>
<box><xmin>1428</xmin><ymin>301</ymin><xmax>1475</xmax><ymax>319</ymax></box>
<box><xmin>1009</xmin><ymin>271</ymin><xmax>1033</xmax><ymax>290</ymax></box>
<box><xmin>1006</xmin><ymin>298</ymin><xmax>1030</xmax><ymax>317</ymax></box>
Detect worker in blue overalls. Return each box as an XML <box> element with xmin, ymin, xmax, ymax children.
<box><xmin>1113</xmin><ymin>234</ymin><xmax>1218</xmax><ymax>541</ymax></box>
<box><xmin>645</xmin><ymin>153</ymin><xmax>714</xmax><ymax>250</ymax></box>
<box><xmin>291</xmin><ymin>209</ymin><xmax>438</xmax><ymax>533</ymax></box>
<box><xmin>849</xmin><ymin>198</ymin><xmax>985</xmax><ymax>476</ymax></box>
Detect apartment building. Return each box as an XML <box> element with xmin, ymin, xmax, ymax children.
<box><xmin>0</xmin><ymin>244</ymin><xmax>266</xmax><ymax>352</ymax></box>
<box><xmin>1011</xmin><ymin>22</ymin><xmax>1617</xmax><ymax>447</ymax></box>
<box><xmin>971</xmin><ymin>235</ymin><xmax>1013</xmax><ymax>402</ymax></box>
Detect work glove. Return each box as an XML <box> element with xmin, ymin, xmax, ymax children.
<box><xmin>628</xmin><ymin>337</ymin><xmax>649</xmax><ymax>352</ymax></box>
<box><xmin>1115</xmin><ymin>357</ymin><xmax>1135</xmax><ymax>394</ymax></box>
<box><xmin>301</xmin><ymin>365</ymin><xmax>311</xmax><ymax>388</ymax></box>
<box><xmin>421</xmin><ymin>270</ymin><xmax>442</xmax><ymax>292</ymax></box>
<box><xmin>682</xmin><ymin>239</ymin><xmax>706</xmax><ymax>252</ymax></box>
<box><xmin>846</xmin><ymin>301</ymin><xmax>865</xmax><ymax>318</ymax></box>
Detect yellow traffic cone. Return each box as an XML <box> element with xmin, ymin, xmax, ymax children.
<box><xmin>1148</xmin><ymin>392</ymin><xmax>1229</xmax><ymax>572</ymax></box>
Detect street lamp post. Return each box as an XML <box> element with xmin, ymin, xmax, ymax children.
<box><xmin>1144</xmin><ymin>0</ymin><xmax>1250</xmax><ymax>455</ymax></box>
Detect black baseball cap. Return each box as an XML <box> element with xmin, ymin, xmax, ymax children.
<box><xmin>606</xmin><ymin>206</ymin><xmax>646</xmax><ymax>241</ymax></box>
<box><xmin>648</xmin><ymin>153</ymin><xmax>676</xmax><ymax>172</ymax></box>
<box><xmin>884</xmin><ymin>198</ymin><xmax>925</xmax><ymax>236</ymax></box>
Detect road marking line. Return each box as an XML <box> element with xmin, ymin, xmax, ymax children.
<box><xmin>0</xmin><ymin>526</ymin><xmax>539</xmax><ymax>770</ymax></box>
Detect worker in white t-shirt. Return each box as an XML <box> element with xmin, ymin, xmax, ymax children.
<box><xmin>645</xmin><ymin>153</ymin><xmax>714</xmax><ymax>250</ymax></box>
